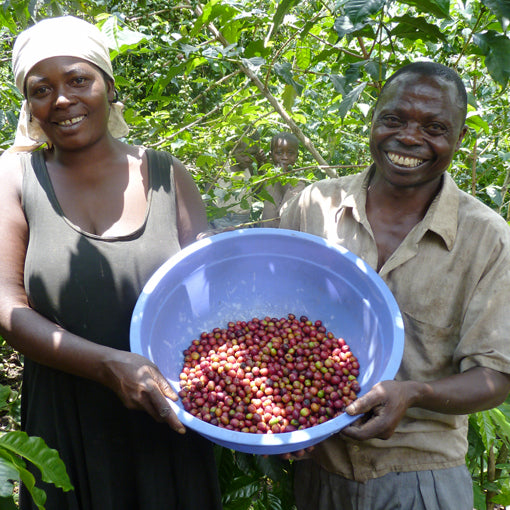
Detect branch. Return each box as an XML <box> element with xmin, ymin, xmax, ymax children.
<box><xmin>152</xmin><ymin>81</ymin><xmax>252</xmax><ymax>146</ymax></box>
<box><xmin>454</xmin><ymin>6</ymin><xmax>487</xmax><ymax>69</ymax></box>
<box><xmin>193</xmin><ymin>3</ymin><xmax>335</xmax><ymax>177</ymax></box>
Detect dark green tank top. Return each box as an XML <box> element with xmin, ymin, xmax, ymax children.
<box><xmin>18</xmin><ymin>149</ymin><xmax>222</xmax><ymax>510</ymax></box>
<box><xmin>21</xmin><ymin>148</ymin><xmax>181</xmax><ymax>350</ymax></box>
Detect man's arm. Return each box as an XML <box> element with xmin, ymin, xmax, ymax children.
<box><xmin>342</xmin><ymin>366</ymin><xmax>510</xmax><ymax>441</ymax></box>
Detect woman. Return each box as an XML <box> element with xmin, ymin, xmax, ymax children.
<box><xmin>0</xmin><ymin>16</ymin><xmax>222</xmax><ymax>509</ymax></box>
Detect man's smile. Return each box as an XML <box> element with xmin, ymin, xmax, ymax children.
<box><xmin>386</xmin><ymin>151</ymin><xmax>425</xmax><ymax>168</ymax></box>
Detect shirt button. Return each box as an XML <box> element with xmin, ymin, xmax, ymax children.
<box><xmin>352</xmin><ymin>445</ymin><xmax>359</xmax><ymax>452</ymax></box>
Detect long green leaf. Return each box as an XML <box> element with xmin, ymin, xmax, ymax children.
<box><xmin>0</xmin><ymin>448</ymin><xmax>46</xmax><ymax>510</ymax></box>
<box><xmin>333</xmin><ymin>15</ymin><xmax>368</xmax><ymax>39</ymax></box>
<box><xmin>0</xmin><ymin>495</ymin><xmax>18</xmax><ymax>510</ymax></box>
<box><xmin>272</xmin><ymin>0</ymin><xmax>300</xmax><ymax>35</ymax></box>
<box><xmin>473</xmin><ymin>31</ymin><xmax>510</xmax><ymax>87</ymax></box>
<box><xmin>0</xmin><ymin>432</ymin><xmax>72</xmax><ymax>491</ymax></box>
<box><xmin>487</xmin><ymin>407</ymin><xmax>510</xmax><ymax>439</ymax></box>
<box><xmin>274</xmin><ymin>63</ymin><xmax>303</xmax><ymax>95</ymax></box>
<box><xmin>337</xmin><ymin>82</ymin><xmax>367</xmax><ymax>119</ymax></box>
<box><xmin>481</xmin><ymin>0</ymin><xmax>510</xmax><ymax>27</ymax></box>
<box><xmin>99</xmin><ymin>15</ymin><xmax>149</xmax><ymax>59</ymax></box>
<box><xmin>397</xmin><ymin>0</ymin><xmax>451</xmax><ymax>19</ymax></box>
<box><xmin>0</xmin><ymin>386</ymin><xmax>11</xmax><ymax>412</ymax></box>
<box><xmin>0</xmin><ymin>457</ymin><xmax>18</xmax><ymax>498</ymax></box>
<box><xmin>344</xmin><ymin>0</ymin><xmax>386</xmax><ymax>23</ymax></box>
<box><xmin>390</xmin><ymin>14</ymin><xmax>448</xmax><ymax>42</ymax></box>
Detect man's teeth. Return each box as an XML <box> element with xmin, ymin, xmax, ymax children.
<box><xmin>58</xmin><ymin>116</ymin><xmax>84</xmax><ymax>126</ymax></box>
<box><xmin>387</xmin><ymin>152</ymin><xmax>423</xmax><ymax>168</ymax></box>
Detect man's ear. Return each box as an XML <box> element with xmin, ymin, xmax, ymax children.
<box><xmin>455</xmin><ymin>125</ymin><xmax>468</xmax><ymax>151</ymax></box>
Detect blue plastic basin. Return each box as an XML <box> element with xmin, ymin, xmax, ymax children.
<box><xmin>130</xmin><ymin>228</ymin><xmax>404</xmax><ymax>454</ymax></box>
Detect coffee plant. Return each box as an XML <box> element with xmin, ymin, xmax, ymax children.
<box><xmin>0</xmin><ymin>0</ymin><xmax>509</xmax><ymax>508</ymax></box>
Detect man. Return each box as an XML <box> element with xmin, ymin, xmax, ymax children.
<box><xmin>280</xmin><ymin>62</ymin><xmax>510</xmax><ymax>509</ymax></box>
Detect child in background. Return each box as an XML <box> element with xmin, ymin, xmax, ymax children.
<box><xmin>261</xmin><ymin>132</ymin><xmax>305</xmax><ymax>227</ymax></box>
<box><xmin>210</xmin><ymin>135</ymin><xmax>266</xmax><ymax>229</ymax></box>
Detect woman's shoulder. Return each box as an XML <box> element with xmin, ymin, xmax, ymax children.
<box><xmin>0</xmin><ymin>152</ymin><xmax>28</xmax><ymax>217</ymax></box>
<box><xmin>0</xmin><ymin>151</ymin><xmax>26</xmax><ymax>191</ymax></box>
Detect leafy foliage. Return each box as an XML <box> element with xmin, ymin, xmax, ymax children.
<box><xmin>0</xmin><ymin>431</ymin><xmax>74</xmax><ymax>508</ymax></box>
<box><xmin>0</xmin><ymin>0</ymin><xmax>509</xmax><ymax>508</ymax></box>
<box><xmin>216</xmin><ymin>446</ymin><xmax>296</xmax><ymax>510</ymax></box>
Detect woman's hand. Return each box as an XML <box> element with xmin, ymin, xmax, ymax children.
<box><xmin>104</xmin><ymin>350</ymin><xmax>186</xmax><ymax>434</ymax></box>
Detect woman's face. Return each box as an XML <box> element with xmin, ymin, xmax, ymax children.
<box><xmin>25</xmin><ymin>56</ymin><xmax>115</xmax><ymax>152</ymax></box>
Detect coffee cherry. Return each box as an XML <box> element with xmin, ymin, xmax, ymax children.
<box><xmin>178</xmin><ymin>313</ymin><xmax>361</xmax><ymax>434</ymax></box>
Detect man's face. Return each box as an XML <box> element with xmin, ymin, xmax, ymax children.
<box><xmin>369</xmin><ymin>73</ymin><xmax>467</xmax><ymax>189</ymax></box>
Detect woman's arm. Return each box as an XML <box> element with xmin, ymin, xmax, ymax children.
<box><xmin>173</xmin><ymin>157</ymin><xmax>208</xmax><ymax>247</ymax></box>
<box><xmin>0</xmin><ymin>156</ymin><xmax>185</xmax><ymax>433</ymax></box>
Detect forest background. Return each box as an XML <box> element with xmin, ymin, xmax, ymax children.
<box><xmin>0</xmin><ymin>0</ymin><xmax>510</xmax><ymax>509</ymax></box>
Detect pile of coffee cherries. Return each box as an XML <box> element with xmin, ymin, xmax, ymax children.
<box><xmin>178</xmin><ymin>313</ymin><xmax>360</xmax><ymax>434</ymax></box>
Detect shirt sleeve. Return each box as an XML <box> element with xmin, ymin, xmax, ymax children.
<box><xmin>455</xmin><ymin>229</ymin><xmax>510</xmax><ymax>375</ymax></box>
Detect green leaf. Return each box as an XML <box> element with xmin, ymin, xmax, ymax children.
<box><xmin>344</xmin><ymin>0</ymin><xmax>386</xmax><ymax>23</ymax></box>
<box><xmin>272</xmin><ymin>0</ymin><xmax>300</xmax><ymax>35</ymax></box>
<box><xmin>191</xmin><ymin>0</ymin><xmax>224</xmax><ymax>36</ymax></box>
<box><xmin>0</xmin><ymin>432</ymin><xmax>73</xmax><ymax>492</ymax></box>
<box><xmin>222</xmin><ymin>475</ymin><xmax>260</xmax><ymax>503</ymax></box>
<box><xmin>0</xmin><ymin>448</ymin><xmax>45</xmax><ymax>510</ymax></box>
<box><xmin>364</xmin><ymin>60</ymin><xmax>385</xmax><ymax>82</ymax></box>
<box><xmin>282</xmin><ymin>84</ymin><xmax>298</xmax><ymax>111</ymax></box>
<box><xmin>466</xmin><ymin>108</ymin><xmax>490</xmax><ymax>134</ymax></box>
<box><xmin>0</xmin><ymin>8</ymin><xmax>17</xmax><ymax>34</ymax></box>
<box><xmin>473</xmin><ymin>31</ymin><xmax>510</xmax><ymax>87</ymax></box>
<box><xmin>100</xmin><ymin>15</ymin><xmax>149</xmax><ymax>60</ymax></box>
<box><xmin>330</xmin><ymin>74</ymin><xmax>346</xmax><ymax>95</ymax></box>
<box><xmin>253</xmin><ymin>455</ymin><xmax>291</xmax><ymax>482</ymax></box>
<box><xmin>487</xmin><ymin>407</ymin><xmax>510</xmax><ymax>439</ymax></box>
<box><xmin>333</xmin><ymin>16</ymin><xmax>368</xmax><ymax>39</ymax></box>
<box><xmin>481</xmin><ymin>0</ymin><xmax>510</xmax><ymax>28</ymax></box>
<box><xmin>486</xmin><ymin>184</ymin><xmax>503</xmax><ymax>206</ymax></box>
<box><xmin>0</xmin><ymin>386</ymin><xmax>11</xmax><ymax>412</ymax></box>
<box><xmin>390</xmin><ymin>15</ymin><xmax>448</xmax><ymax>42</ymax></box>
<box><xmin>337</xmin><ymin>82</ymin><xmax>367</xmax><ymax>119</ymax></box>
<box><xmin>397</xmin><ymin>0</ymin><xmax>451</xmax><ymax>19</ymax></box>
<box><xmin>0</xmin><ymin>495</ymin><xmax>18</xmax><ymax>510</ymax></box>
<box><xmin>0</xmin><ymin>457</ymin><xmax>18</xmax><ymax>497</ymax></box>
<box><xmin>473</xmin><ymin>410</ymin><xmax>498</xmax><ymax>446</ymax></box>
<box><xmin>234</xmin><ymin>452</ymin><xmax>257</xmax><ymax>476</ymax></box>
<box><xmin>274</xmin><ymin>63</ymin><xmax>303</xmax><ymax>95</ymax></box>
<box><xmin>295</xmin><ymin>45</ymin><xmax>311</xmax><ymax>70</ymax></box>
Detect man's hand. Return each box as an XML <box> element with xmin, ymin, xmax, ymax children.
<box><xmin>341</xmin><ymin>380</ymin><xmax>414</xmax><ymax>441</ymax></box>
<box><xmin>341</xmin><ymin>367</ymin><xmax>510</xmax><ymax>441</ymax></box>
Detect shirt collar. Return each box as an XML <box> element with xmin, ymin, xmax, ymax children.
<box><xmin>423</xmin><ymin>171</ymin><xmax>458</xmax><ymax>251</ymax></box>
<box><xmin>336</xmin><ymin>166</ymin><xmax>459</xmax><ymax>251</ymax></box>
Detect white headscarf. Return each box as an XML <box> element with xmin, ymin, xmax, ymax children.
<box><xmin>6</xmin><ymin>16</ymin><xmax>129</xmax><ymax>153</ymax></box>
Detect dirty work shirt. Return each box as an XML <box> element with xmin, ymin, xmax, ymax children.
<box><xmin>279</xmin><ymin>166</ymin><xmax>510</xmax><ymax>482</ymax></box>
<box><xmin>20</xmin><ymin>149</ymin><xmax>222</xmax><ymax>509</ymax></box>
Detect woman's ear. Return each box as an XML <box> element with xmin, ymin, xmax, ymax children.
<box><xmin>107</xmin><ymin>79</ymin><xmax>116</xmax><ymax>103</ymax></box>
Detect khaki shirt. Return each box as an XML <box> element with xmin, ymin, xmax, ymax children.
<box><xmin>280</xmin><ymin>167</ymin><xmax>510</xmax><ymax>481</ymax></box>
